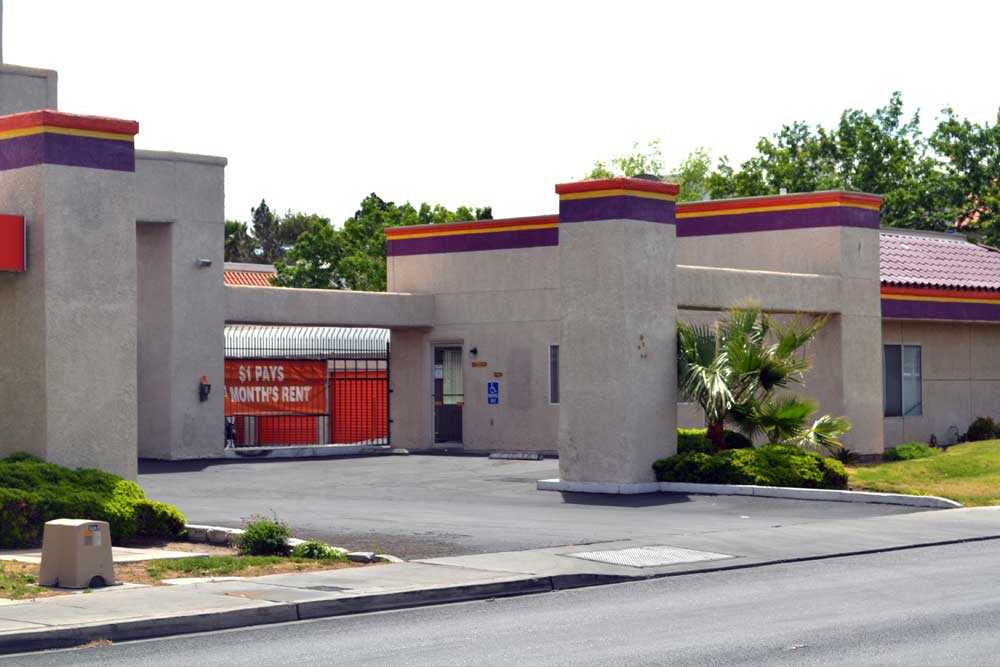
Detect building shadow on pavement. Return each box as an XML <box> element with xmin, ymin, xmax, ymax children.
<box><xmin>557</xmin><ymin>492</ymin><xmax>693</xmax><ymax>508</ymax></box>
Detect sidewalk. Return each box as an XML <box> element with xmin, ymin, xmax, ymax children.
<box><xmin>3</xmin><ymin>506</ymin><xmax>1000</xmax><ymax>654</ymax></box>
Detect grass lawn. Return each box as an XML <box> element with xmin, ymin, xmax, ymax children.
<box><xmin>136</xmin><ymin>554</ymin><xmax>355</xmax><ymax>583</ymax></box>
<box><xmin>849</xmin><ymin>439</ymin><xmax>1000</xmax><ymax>506</ymax></box>
<box><xmin>0</xmin><ymin>561</ymin><xmax>50</xmax><ymax>600</ymax></box>
<box><xmin>0</xmin><ymin>554</ymin><xmax>363</xmax><ymax>600</ymax></box>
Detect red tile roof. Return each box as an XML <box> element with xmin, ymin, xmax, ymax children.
<box><xmin>224</xmin><ymin>268</ymin><xmax>276</xmax><ymax>287</ymax></box>
<box><xmin>880</xmin><ymin>231</ymin><xmax>1000</xmax><ymax>291</ymax></box>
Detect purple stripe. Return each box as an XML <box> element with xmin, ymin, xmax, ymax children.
<box><xmin>0</xmin><ymin>132</ymin><xmax>135</xmax><ymax>172</ymax></box>
<box><xmin>882</xmin><ymin>298</ymin><xmax>1000</xmax><ymax>322</ymax></box>
<box><xmin>387</xmin><ymin>227</ymin><xmax>558</xmax><ymax>256</ymax></box>
<box><xmin>677</xmin><ymin>205</ymin><xmax>878</xmax><ymax>236</ymax></box>
<box><xmin>559</xmin><ymin>196</ymin><xmax>675</xmax><ymax>224</ymax></box>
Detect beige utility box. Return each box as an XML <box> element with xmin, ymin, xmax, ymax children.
<box><xmin>38</xmin><ymin>519</ymin><xmax>115</xmax><ymax>589</ymax></box>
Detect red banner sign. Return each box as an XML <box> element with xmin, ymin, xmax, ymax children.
<box><xmin>0</xmin><ymin>215</ymin><xmax>26</xmax><ymax>272</ymax></box>
<box><xmin>224</xmin><ymin>360</ymin><xmax>327</xmax><ymax>416</ymax></box>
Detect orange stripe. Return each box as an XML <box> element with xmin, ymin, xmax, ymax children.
<box><xmin>881</xmin><ymin>286</ymin><xmax>1000</xmax><ymax>302</ymax></box>
<box><xmin>677</xmin><ymin>191</ymin><xmax>882</xmax><ymax>216</ymax></box>
<box><xmin>385</xmin><ymin>215</ymin><xmax>558</xmax><ymax>238</ymax></box>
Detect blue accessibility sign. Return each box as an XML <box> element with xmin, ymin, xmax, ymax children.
<box><xmin>487</xmin><ymin>380</ymin><xmax>501</xmax><ymax>406</ymax></box>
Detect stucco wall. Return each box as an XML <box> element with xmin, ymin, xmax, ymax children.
<box><xmin>388</xmin><ymin>245</ymin><xmax>561</xmax><ymax>452</ymax></box>
<box><xmin>0</xmin><ymin>166</ymin><xmax>47</xmax><ymax>461</ymax></box>
<box><xmin>136</xmin><ymin>223</ymin><xmax>173</xmax><ymax>458</ymax></box>
<box><xmin>558</xmin><ymin>218</ymin><xmax>677</xmax><ymax>484</ymax></box>
<box><xmin>0</xmin><ymin>163</ymin><xmax>138</xmax><ymax>478</ymax></box>
<box><xmin>0</xmin><ymin>64</ymin><xmax>57</xmax><ymax>115</ymax></box>
<box><xmin>226</xmin><ymin>285</ymin><xmax>434</xmax><ymax>329</ymax></box>
<box><xmin>883</xmin><ymin>320</ymin><xmax>1000</xmax><ymax>446</ymax></box>
<box><xmin>385</xmin><ymin>219</ymin><xmax>885</xmax><ymax>457</ymax></box>
<box><xmin>135</xmin><ymin>151</ymin><xmax>226</xmax><ymax>460</ymax></box>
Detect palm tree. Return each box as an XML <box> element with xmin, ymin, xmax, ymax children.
<box><xmin>677</xmin><ymin>303</ymin><xmax>847</xmax><ymax>452</ymax></box>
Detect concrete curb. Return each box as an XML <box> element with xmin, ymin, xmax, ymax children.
<box><xmin>536</xmin><ymin>479</ymin><xmax>963</xmax><ymax>509</ymax></box>
<box><xmin>0</xmin><ymin>578</ymin><xmax>553</xmax><ymax>655</ymax></box>
<box><xmin>0</xmin><ymin>604</ymin><xmax>299</xmax><ymax>655</ymax></box>
<box><xmin>223</xmin><ymin>444</ymin><xmax>392</xmax><ymax>459</ymax></box>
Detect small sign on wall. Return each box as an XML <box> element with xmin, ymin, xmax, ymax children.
<box><xmin>0</xmin><ymin>215</ymin><xmax>26</xmax><ymax>272</ymax></box>
<box><xmin>487</xmin><ymin>380</ymin><xmax>501</xmax><ymax>406</ymax></box>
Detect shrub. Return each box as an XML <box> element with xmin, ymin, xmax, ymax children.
<box><xmin>966</xmin><ymin>417</ymin><xmax>998</xmax><ymax>443</ymax></box>
<box><xmin>830</xmin><ymin>447</ymin><xmax>860</xmax><ymax>465</ymax></box>
<box><xmin>290</xmin><ymin>540</ymin><xmax>347</xmax><ymax>560</ymax></box>
<box><xmin>653</xmin><ymin>444</ymin><xmax>848</xmax><ymax>489</ymax></box>
<box><xmin>884</xmin><ymin>442</ymin><xmax>940</xmax><ymax>462</ymax></box>
<box><xmin>0</xmin><ymin>454</ymin><xmax>186</xmax><ymax>548</ymax></box>
<box><xmin>237</xmin><ymin>514</ymin><xmax>292</xmax><ymax>556</ymax></box>
<box><xmin>724</xmin><ymin>430</ymin><xmax>754</xmax><ymax>450</ymax></box>
<box><xmin>677</xmin><ymin>428</ymin><xmax>712</xmax><ymax>455</ymax></box>
<box><xmin>134</xmin><ymin>500</ymin><xmax>188</xmax><ymax>540</ymax></box>
<box><xmin>677</xmin><ymin>428</ymin><xmax>754</xmax><ymax>455</ymax></box>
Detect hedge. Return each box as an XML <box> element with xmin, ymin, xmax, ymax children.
<box><xmin>0</xmin><ymin>453</ymin><xmax>187</xmax><ymax>548</ymax></box>
<box><xmin>653</xmin><ymin>444</ymin><xmax>848</xmax><ymax>490</ymax></box>
<box><xmin>677</xmin><ymin>427</ymin><xmax>754</xmax><ymax>455</ymax></box>
<box><xmin>966</xmin><ymin>417</ymin><xmax>998</xmax><ymax>443</ymax></box>
<box><xmin>884</xmin><ymin>442</ymin><xmax>939</xmax><ymax>462</ymax></box>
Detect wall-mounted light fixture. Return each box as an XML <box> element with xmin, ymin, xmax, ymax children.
<box><xmin>195</xmin><ymin>258</ymin><xmax>213</xmax><ymax>268</ymax></box>
<box><xmin>469</xmin><ymin>347</ymin><xmax>478</xmax><ymax>356</ymax></box>
<box><xmin>198</xmin><ymin>375</ymin><xmax>211</xmax><ymax>402</ymax></box>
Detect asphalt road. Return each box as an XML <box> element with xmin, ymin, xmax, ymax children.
<box><xmin>13</xmin><ymin>539</ymin><xmax>1000</xmax><ymax>666</ymax></box>
<box><xmin>138</xmin><ymin>455</ymin><xmax>919</xmax><ymax>558</ymax></box>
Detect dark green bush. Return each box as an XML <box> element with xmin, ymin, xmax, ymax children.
<box><xmin>289</xmin><ymin>540</ymin><xmax>346</xmax><ymax>560</ymax></box>
<box><xmin>653</xmin><ymin>444</ymin><xmax>848</xmax><ymax>489</ymax></box>
<box><xmin>966</xmin><ymin>417</ymin><xmax>998</xmax><ymax>443</ymax></box>
<box><xmin>677</xmin><ymin>428</ymin><xmax>754</xmax><ymax>454</ymax></box>
<box><xmin>830</xmin><ymin>447</ymin><xmax>860</xmax><ymax>465</ymax></box>
<box><xmin>0</xmin><ymin>453</ymin><xmax>186</xmax><ymax>548</ymax></box>
<box><xmin>884</xmin><ymin>442</ymin><xmax>940</xmax><ymax>462</ymax></box>
<box><xmin>678</xmin><ymin>428</ymin><xmax>713</xmax><ymax>454</ymax></box>
<box><xmin>723</xmin><ymin>430</ymin><xmax>754</xmax><ymax>450</ymax></box>
<box><xmin>134</xmin><ymin>500</ymin><xmax>188</xmax><ymax>540</ymax></box>
<box><xmin>237</xmin><ymin>514</ymin><xmax>292</xmax><ymax>556</ymax></box>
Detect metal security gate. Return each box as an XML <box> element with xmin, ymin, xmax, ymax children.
<box><xmin>224</xmin><ymin>326</ymin><xmax>390</xmax><ymax>448</ymax></box>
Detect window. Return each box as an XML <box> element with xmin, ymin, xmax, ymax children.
<box><xmin>884</xmin><ymin>345</ymin><xmax>921</xmax><ymax>417</ymax></box>
<box><xmin>549</xmin><ymin>345</ymin><xmax>559</xmax><ymax>404</ymax></box>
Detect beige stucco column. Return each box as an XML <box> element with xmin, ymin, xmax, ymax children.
<box><xmin>0</xmin><ymin>110</ymin><xmax>139</xmax><ymax>478</ymax></box>
<box><xmin>134</xmin><ymin>151</ymin><xmax>227</xmax><ymax>460</ymax></box>
<box><xmin>836</xmin><ymin>226</ymin><xmax>885</xmax><ymax>456</ymax></box>
<box><xmin>555</xmin><ymin>178</ymin><xmax>679</xmax><ymax>489</ymax></box>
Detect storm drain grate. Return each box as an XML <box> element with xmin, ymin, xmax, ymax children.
<box><xmin>567</xmin><ymin>545</ymin><xmax>734</xmax><ymax>568</ymax></box>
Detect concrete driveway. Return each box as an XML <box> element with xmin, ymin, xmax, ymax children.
<box><xmin>139</xmin><ymin>454</ymin><xmax>923</xmax><ymax>559</ymax></box>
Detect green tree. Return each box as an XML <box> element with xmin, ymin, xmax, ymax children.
<box><xmin>272</xmin><ymin>220</ymin><xmax>343</xmax><ymax>289</ymax></box>
<box><xmin>250</xmin><ymin>199</ymin><xmax>283</xmax><ymax>263</ymax></box>
<box><xmin>224</xmin><ymin>220</ymin><xmax>258</xmax><ymax>262</ymax></box>
<box><xmin>706</xmin><ymin>93</ymin><xmax>956</xmax><ymax>231</ymax></box>
<box><xmin>674</xmin><ymin>148</ymin><xmax>713</xmax><ymax>203</ymax></box>
<box><xmin>677</xmin><ymin>304</ymin><xmax>849</xmax><ymax>452</ymax></box>
<box><xmin>586</xmin><ymin>139</ymin><xmax>665</xmax><ymax>180</ymax></box>
<box><xmin>930</xmin><ymin>108</ymin><xmax>1000</xmax><ymax>242</ymax></box>
<box><xmin>585</xmin><ymin>141</ymin><xmax>713</xmax><ymax>202</ymax></box>
<box><xmin>337</xmin><ymin>194</ymin><xmax>491</xmax><ymax>291</ymax></box>
<box><xmin>277</xmin><ymin>212</ymin><xmax>330</xmax><ymax>249</ymax></box>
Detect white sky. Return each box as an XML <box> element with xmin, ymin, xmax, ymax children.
<box><xmin>6</xmin><ymin>1</ymin><xmax>998</xmax><ymax>224</ymax></box>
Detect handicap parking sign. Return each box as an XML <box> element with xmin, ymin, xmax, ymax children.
<box><xmin>487</xmin><ymin>380</ymin><xmax>501</xmax><ymax>406</ymax></box>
